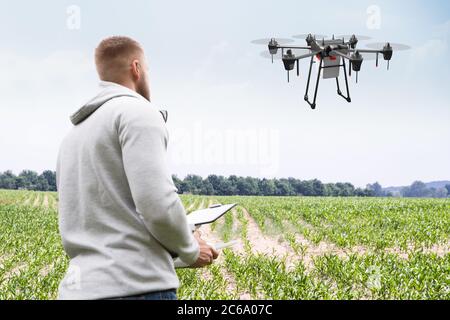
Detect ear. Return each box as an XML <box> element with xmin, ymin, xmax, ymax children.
<box><xmin>131</xmin><ymin>59</ymin><xmax>141</xmax><ymax>80</ymax></box>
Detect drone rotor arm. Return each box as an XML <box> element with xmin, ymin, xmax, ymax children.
<box><xmin>290</xmin><ymin>51</ymin><xmax>320</xmax><ymax>61</ymax></box>
<box><xmin>282</xmin><ymin>51</ymin><xmax>319</xmax><ymax>83</ymax></box>
<box><xmin>349</xmin><ymin>48</ymin><xmax>393</xmax><ymax>69</ymax></box>
<box><xmin>277</xmin><ymin>45</ymin><xmax>312</xmax><ymax>50</ymax></box>
<box><xmin>349</xmin><ymin>48</ymin><xmax>383</xmax><ymax>54</ymax></box>
<box><xmin>331</xmin><ymin>50</ymin><xmax>352</xmax><ymax>60</ymax></box>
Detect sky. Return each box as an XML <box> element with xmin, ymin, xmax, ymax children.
<box><xmin>0</xmin><ymin>0</ymin><xmax>449</xmax><ymax>188</ymax></box>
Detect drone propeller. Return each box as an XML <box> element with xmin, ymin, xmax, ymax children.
<box><xmin>251</xmin><ymin>38</ymin><xmax>294</xmax><ymax>45</ymax></box>
<box><xmin>365</xmin><ymin>42</ymin><xmax>411</xmax><ymax>51</ymax></box>
<box><xmin>337</xmin><ymin>34</ymin><xmax>372</xmax><ymax>41</ymax></box>
<box><xmin>260</xmin><ymin>51</ymin><xmax>282</xmax><ymax>60</ymax></box>
<box><xmin>364</xmin><ymin>42</ymin><xmax>409</xmax><ymax>70</ymax></box>
<box><xmin>292</xmin><ymin>34</ymin><xmax>328</xmax><ymax>40</ymax></box>
<box><xmin>260</xmin><ymin>49</ymin><xmax>310</xmax><ymax>61</ymax></box>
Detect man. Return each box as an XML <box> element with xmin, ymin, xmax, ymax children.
<box><xmin>56</xmin><ymin>36</ymin><xmax>218</xmax><ymax>300</ymax></box>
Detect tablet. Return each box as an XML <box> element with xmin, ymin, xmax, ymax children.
<box><xmin>186</xmin><ymin>203</ymin><xmax>237</xmax><ymax>228</ymax></box>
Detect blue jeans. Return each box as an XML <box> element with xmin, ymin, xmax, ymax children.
<box><xmin>107</xmin><ymin>289</ymin><xmax>177</xmax><ymax>300</ymax></box>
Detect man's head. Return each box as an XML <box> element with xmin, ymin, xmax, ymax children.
<box><xmin>95</xmin><ymin>36</ymin><xmax>150</xmax><ymax>101</ymax></box>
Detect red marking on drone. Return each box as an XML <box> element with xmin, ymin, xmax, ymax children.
<box><xmin>316</xmin><ymin>54</ymin><xmax>337</xmax><ymax>61</ymax></box>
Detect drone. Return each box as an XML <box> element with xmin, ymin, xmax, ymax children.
<box><xmin>252</xmin><ymin>34</ymin><xmax>410</xmax><ymax>109</ymax></box>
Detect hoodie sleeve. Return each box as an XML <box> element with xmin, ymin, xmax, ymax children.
<box><xmin>116</xmin><ymin>101</ymin><xmax>199</xmax><ymax>265</ymax></box>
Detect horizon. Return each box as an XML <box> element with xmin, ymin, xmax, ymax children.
<box><xmin>1</xmin><ymin>167</ymin><xmax>448</xmax><ymax>190</ymax></box>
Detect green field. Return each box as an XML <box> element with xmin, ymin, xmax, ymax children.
<box><xmin>0</xmin><ymin>190</ymin><xmax>449</xmax><ymax>300</ymax></box>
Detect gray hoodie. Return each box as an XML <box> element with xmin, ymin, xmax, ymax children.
<box><xmin>56</xmin><ymin>81</ymin><xmax>199</xmax><ymax>300</ymax></box>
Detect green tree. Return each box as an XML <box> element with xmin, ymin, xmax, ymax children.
<box><xmin>42</xmin><ymin>170</ymin><xmax>57</xmax><ymax>191</ymax></box>
<box><xmin>259</xmin><ymin>178</ymin><xmax>276</xmax><ymax>196</ymax></box>
<box><xmin>180</xmin><ymin>180</ymin><xmax>192</xmax><ymax>194</ymax></box>
<box><xmin>355</xmin><ymin>188</ymin><xmax>366</xmax><ymax>197</ymax></box>
<box><xmin>36</xmin><ymin>176</ymin><xmax>50</xmax><ymax>191</ymax></box>
<box><xmin>311</xmin><ymin>179</ymin><xmax>325</xmax><ymax>196</ymax></box>
<box><xmin>200</xmin><ymin>179</ymin><xmax>214</xmax><ymax>195</ymax></box>
<box><xmin>402</xmin><ymin>181</ymin><xmax>430</xmax><ymax>198</ymax></box>
<box><xmin>296</xmin><ymin>180</ymin><xmax>314</xmax><ymax>196</ymax></box>
<box><xmin>183</xmin><ymin>175</ymin><xmax>204</xmax><ymax>194</ymax></box>
<box><xmin>367</xmin><ymin>182</ymin><xmax>384</xmax><ymax>197</ymax></box>
<box><xmin>236</xmin><ymin>177</ymin><xmax>258</xmax><ymax>195</ymax></box>
<box><xmin>18</xmin><ymin>170</ymin><xmax>39</xmax><ymax>190</ymax></box>
<box><xmin>206</xmin><ymin>175</ymin><xmax>222</xmax><ymax>195</ymax></box>
<box><xmin>0</xmin><ymin>171</ymin><xmax>17</xmax><ymax>189</ymax></box>
<box><xmin>275</xmin><ymin>179</ymin><xmax>294</xmax><ymax>196</ymax></box>
<box><xmin>324</xmin><ymin>183</ymin><xmax>338</xmax><ymax>197</ymax></box>
<box><xmin>433</xmin><ymin>188</ymin><xmax>448</xmax><ymax>198</ymax></box>
<box><xmin>218</xmin><ymin>178</ymin><xmax>237</xmax><ymax>195</ymax></box>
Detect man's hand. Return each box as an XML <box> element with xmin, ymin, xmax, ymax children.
<box><xmin>190</xmin><ymin>232</ymin><xmax>219</xmax><ymax>268</ymax></box>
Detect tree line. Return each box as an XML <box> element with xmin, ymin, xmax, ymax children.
<box><xmin>0</xmin><ymin>170</ymin><xmax>57</xmax><ymax>191</ymax></box>
<box><xmin>1</xmin><ymin>170</ymin><xmax>449</xmax><ymax>198</ymax></box>
<box><xmin>400</xmin><ymin>181</ymin><xmax>450</xmax><ymax>198</ymax></box>
<box><xmin>172</xmin><ymin>174</ymin><xmax>385</xmax><ymax>197</ymax></box>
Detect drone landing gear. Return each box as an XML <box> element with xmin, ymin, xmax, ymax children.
<box><xmin>304</xmin><ymin>56</ymin><xmax>323</xmax><ymax>110</ymax></box>
<box><xmin>336</xmin><ymin>59</ymin><xmax>351</xmax><ymax>103</ymax></box>
<box><xmin>304</xmin><ymin>56</ymin><xmax>352</xmax><ymax>109</ymax></box>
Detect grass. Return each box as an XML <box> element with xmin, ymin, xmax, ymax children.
<box><xmin>0</xmin><ymin>191</ymin><xmax>448</xmax><ymax>300</ymax></box>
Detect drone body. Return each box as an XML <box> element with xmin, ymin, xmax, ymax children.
<box><xmin>253</xmin><ymin>34</ymin><xmax>410</xmax><ymax>109</ymax></box>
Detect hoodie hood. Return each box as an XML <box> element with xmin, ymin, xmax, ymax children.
<box><xmin>70</xmin><ymin>81</ymin><xmax>147</xmax><ymax>125</ymax></box>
